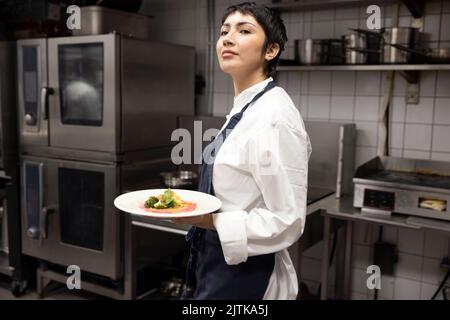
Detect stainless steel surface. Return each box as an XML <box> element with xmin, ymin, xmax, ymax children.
<box><xmin>344</xmin><ymin>29</ymin><xmax>383</xmax><ymax>64</ymax></box>
<box><xmin>17</xmin><ymin>38</ymin><xmax>48</xmax><ymax>148</ymax></box>
<box><xmin>47</xmin><ymin>34</ymin><xmax>117</xmax><ymax>153</ymax></box>
<box><xmin>160</xmin><ymin>170</ymin><xmax>198</xmax><ymax>189</ymax></box>
<box><xmin>296</xmin><ymin>39</ymin><xmax>323</xmax><ymax>65</ymax></box>
<box><xmin>345</xmin><ymin>48</ymin><xmax>366</xmax><ymax>65</ymax></box>
<box><xmin>270</xmin><ymin>0</ymin><xmax>400</xmax><ymax>12</ymax></box>
<box><xmin>307</xmin><ymin>187</ymin><xmax>334</xmax><ymax>205</ymax></box>
<box><xmin>37</xmin><ymin>267</ymin><xmax>124</xmax><ymax>300</ymax></box>
<box><xmin>343</xmin><ymin>33</ymin><xmax>366</xmax><ymax>49</ymax></box>
<box><xmin>320</xmin><ymin>213</ymin><xmax>331</xmax><ymax>300</ymax></box>
<box><xmin>72</xmin><ymin>6</ymin><xmax>155</xmax><ymax>39</ymax></box>
<box><xmin>427</xmin><ymin>48</ymin><xmax>450</xmax><ymax>63</ymax></box>
<box><xmin>120</xmin><ymin>38</ymin><xmax>195</xmax><ymax>152</ymax></box>
<box><xmin>18</xmin><ymin>34</ymin><xmax>195</xmax><ymax>156</ymax></box>
<box><xmin>20</xmin><ymin>154</ymin><xmax>175</xmax><ymax>280</ymax></box>
<box><xmin>382</xmin><ymin>27</ymin><xmax>420</xmax><ymax>63</ymax></box>
<box><xmin>20</xmin><ymin>144</ymin><xmax>175</xmax><ymax>164</ymax></box>
<box><xmin>132</xmin><ymin>221</ymin><xmax>188</xmax><ymax>236</ymax></box>
<box><xmin>353</xmin><ymin>156</ymin><xmax>450</xmax><ymax>221</ymax></box>
<box><xmin>305</xmin><ymin>121</ymin><xmax>356</xmax><ymax>196</ymax></box>
<box><xmin>21</xmin><ymin>155</ymin><xmax>121</xmax><ymax>279</ymax></box>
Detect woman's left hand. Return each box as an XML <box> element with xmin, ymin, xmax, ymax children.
<box><xmin>170</xmin><ymin>213</ymin><xmax>215</xmax><ymax>230</ymax></box>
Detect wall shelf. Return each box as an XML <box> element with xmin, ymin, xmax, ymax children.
<box><xmin>277</xmin><ymin>64</ymin><xmax>450</xmax><ymax>85</ymax></box>
<box><xmin>269</xmin><ymin>0</ymin><xmax>425</xmax><ymax>18</ymax></box>
<box><xmin>277</xmin><ymin>64</ymin><xmax>450</xmax><ymax>72</ymax></box>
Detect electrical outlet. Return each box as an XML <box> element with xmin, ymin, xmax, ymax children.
<box><xmin>406</xmin><ymin>83</ymin><xmax>419</xmax><ymax>104</ymax></box>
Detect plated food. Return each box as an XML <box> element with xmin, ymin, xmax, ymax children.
<box><xmin>140</xmin><ymin>188</ymin><xmax>197</xmax><ymax>213</ymax></box>
<box><xmin>114</xmin><ymin>188</ymin><xmax>221</xmax><ymax>219</ymax></box>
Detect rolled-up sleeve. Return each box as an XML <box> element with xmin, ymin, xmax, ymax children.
<box><xmin>212</xmin><ymin>119</ymin><xmax>311</xmax><ymax>265</ymax></box>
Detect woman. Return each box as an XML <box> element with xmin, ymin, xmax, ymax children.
<box><xmin>173</xmin><ymin>2</ymin><xmax>311</xmax><ymax>300</ymax></box>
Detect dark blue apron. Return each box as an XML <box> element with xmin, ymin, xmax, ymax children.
<box><xmin>182</xmin><ymin>80</ymin><xmax>276</xmax><ymax>300</ymax></box>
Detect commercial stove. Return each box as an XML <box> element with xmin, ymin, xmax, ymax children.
<box><xmin>354</xmin><ymin>156</ymin><xmax>450</xmax><ymax>221</ymax></box>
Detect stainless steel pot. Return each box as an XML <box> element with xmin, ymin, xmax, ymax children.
<box><xmin>343</xmin><ymin>33</ymin><xmax>366</xmax><ymax>49</ymax></box>
<box><xmin>160</xmin><ymin>170</ymin><xmax>198</xmax><ymax>190</ymax></box>
<box><xmin>347</xmin><ymin>28</ymin><xmax>383</xmax><ymax>64</ymax></box>
<box><xmin>295</xmin><ymin>38</ymin><xmax>345</xmax><ymax>65</ymax></box>
<box><xmin>295</xmin><ymin>39</ymin><xmax>323</xmax><ymax>65</ymax></box>
<box><xmin>342</xmin><ymin>32</ymin><xmax>367</xmax><ymax>64</ymax></box>
<box><xmin>382</xmin><ymin>27</ymin><xmax>420</xmax><ymax>63</ymax></box>
<box><xmin>427</xmin><ymin>48</ymin><xmax>450</xmax><ymax>63</ymax></box>
<box><xmin>345</xmin><ymin>48</ymin><xmax>367</xmax><ymax>64</ymax></box>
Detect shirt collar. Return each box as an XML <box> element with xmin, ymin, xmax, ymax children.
<box><xmin>232</xmin><ymin>77</ymin><xmax>273</xmax><ymax>114</ymax></box>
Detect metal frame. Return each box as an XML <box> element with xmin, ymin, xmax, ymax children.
<box><xmin>277</xmin><ymin>65</ymin><xmax>450</xmax><ymax>85</ymax></box>
<box><xmin>269</xmin><ymin>0</ymin><xmax>425</xmax><ymax>18</ymax></box>
<box><xmin>47</xmin><ymin>34</ymin><xmax>119</xmax><ymax>153</ymax></box>
<box><xmin>277</xmin><ymin>64</ymin><xmax>450</xmax><ymax>72</ymax></box>
<box><xmin>319</xmin><ymin>195</ymin><xmax>450</xmax><ymax>300</ymax></box>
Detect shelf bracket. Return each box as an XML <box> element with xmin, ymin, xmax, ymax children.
<box><xmin>402</xmin><ymin>0</ymin><xmax>425</xmax><ymax>18</ymax></box>
<box><xmin>397</xmin><ymin>70</ymin><xmax>420</xmax><ymax>104</ymax></box>
<box><xmin>398</xmin><ymin>70</ymin><xmax>419</xmax><ymax>84</ymax></box>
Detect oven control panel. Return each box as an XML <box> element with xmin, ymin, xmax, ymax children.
<box><xmin>363</xmin><ymin>189</ymin><xmax>395</xmax><ymax>211</ymax></box>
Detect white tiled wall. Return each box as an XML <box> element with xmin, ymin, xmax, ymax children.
<box><xmin>141</xmin><ymin>0</ymin><xmax>450</xmax><ymax>299</ymax></box>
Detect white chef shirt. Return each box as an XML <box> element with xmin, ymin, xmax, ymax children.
<box><xmin>211</xmin><ymin>77</ymin><xmax>312</xmax><ymax>300</ymax></box>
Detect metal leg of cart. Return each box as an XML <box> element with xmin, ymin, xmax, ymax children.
<box><xmin>335</xmin><ymin>220</ymin><xmax>354</xmax><ymax>300</ymax></box>
<box><xmin>123</xmin><ymin>213</ymin><xmax>137</xmax><ymax>300</ymax></box>
<box><xmin>320</xmin><ymin>214</ymin><xmax>331</xmax><ymax>300</ymax></box>
<box><xmin>343</xmin><ymin>221</ymin><xmax>353</xmax><ymax>299</ymax></box>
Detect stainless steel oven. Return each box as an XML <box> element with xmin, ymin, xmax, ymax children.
<box><xmin>17</xmin><ymin>34</ymin><xmax>195</xmax><ymax>158</ymax></box>
<box><xmin>21</xmin><ymin>154</ymin><xmax>175</xmax><ymax>280</ymax></box>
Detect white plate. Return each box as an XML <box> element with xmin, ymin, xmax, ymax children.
<box><xmin>114</xmin><ymin>189</ymin><xmax>222</xmax><ymax>218</ymax></box>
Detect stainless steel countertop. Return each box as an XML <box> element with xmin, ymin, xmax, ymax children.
<box><xmin>321</xmin><ymin>195</ymin><xmax>450</xmax><ymax>234</ymax></box>
<box><xmin>131</xmin><ymin>188</ymin><xmax>450</xmax><ymax>237</ymax></box>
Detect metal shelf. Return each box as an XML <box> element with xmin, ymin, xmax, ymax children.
<box><xmin>277</xmin><ymin>64</ymin><xmax>450</xmax><ymax>71</ymax></box>
<box><xmin>269</xmin><ymin>0</ymin><xmax>399</xmax><ymax>12</ymax></box>
<box><xmin>269</xmin><ymin>0</ymin><xmax>424</xmax><ymax>18</ymax></box>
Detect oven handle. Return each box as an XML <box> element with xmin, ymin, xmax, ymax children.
<box><xmin>39</xmin><ymin>206</ymin><xmax>55</xmax><ymax>246</ymax></box>
<box><xmin>41</xmin><ymin>87</ymin><xmax>54</xmax><ymax>120</ymax></box>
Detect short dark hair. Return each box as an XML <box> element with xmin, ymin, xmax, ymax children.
<box><xmin>221</xmin><ymin>2</ymin><xmax>288</xmax><ymax>78</ymax></box>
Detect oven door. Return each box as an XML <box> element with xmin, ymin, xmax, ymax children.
<box><xmin>17</xmin><ymin>39</ymin><xmax>49</xmax><ymax>147</ymax></box>
<box><xmin>21</xmin><ymin>156</ymin><xmax>121</xmax><ymax>280</ymax></box>
<box><xmin>47</xmin><ymin>34</ymin><xmax>119</xmax><ymax>153</ymax></box>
